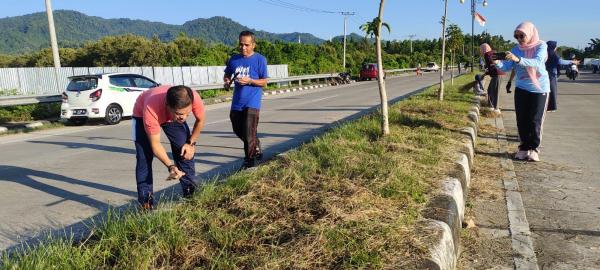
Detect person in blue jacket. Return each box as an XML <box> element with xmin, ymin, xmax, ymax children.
<box><xmin>545</xmin><ymin>40</ymin><xmax>580</xmax><ymax>111</ymax></box>
<box><xmin>496</xmin><ymin>21</ymin><xmax>549</xmax><ymax>162</ymax></box>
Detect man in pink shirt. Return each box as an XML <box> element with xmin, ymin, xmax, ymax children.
<box><xmin>132</xmin><ymin>85</ymin><xmax>205</xmax><ymax>210</ymax></box>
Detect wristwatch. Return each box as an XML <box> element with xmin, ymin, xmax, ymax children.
<box><xmin>167</xmin><ymin>164</ymin><xmax>177</xmax><ymax>172</ymax></box>
<box><xmin>186</xmin><ymin>139</ymin><xmax>196</xmax><ymax>146</ymax></box>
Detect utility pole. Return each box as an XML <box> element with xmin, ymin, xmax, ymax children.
<box><xmin>407</xmin><ymin>34</ymin><xmax>416</xmax><ymax>54</ymax></box>
<box><xmin>341</xmin><ymin>11</ymin><xmax>355</xmax><ymax>71</ymax></box>
<box><xmin>45</xmin><ymin>0</ymin><xmax>61</xmax><ymax>68</ymax></box>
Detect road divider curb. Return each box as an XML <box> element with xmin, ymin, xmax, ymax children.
<box><xmin>417</xmin><ymin>96</ymin><xmax>481</xmax><ymax>269</ymax></box>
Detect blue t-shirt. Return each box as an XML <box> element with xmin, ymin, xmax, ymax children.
<box><xmin>224</xmin><ymin>53</ymin><xmax>268</xmax><ymax>111</ymax></box>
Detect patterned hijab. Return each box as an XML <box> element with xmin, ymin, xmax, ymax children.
<box><xmin>515</xmin><ymin>22</ymin><xmax>545</xmax><ymax>90</ymax></box>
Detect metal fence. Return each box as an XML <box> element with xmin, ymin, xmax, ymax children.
<box><xmin>0</xmin><ymin>65</ymin><xmax>288</xmax><ymax>96</ymax></box>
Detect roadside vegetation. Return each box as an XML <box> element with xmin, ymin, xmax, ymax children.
<box><xmin>0</xmin><ymin>103</ymin><xmax>60</xmax><ymax>124</ymax></box>
<box><xmin>1</xmin><ymin>74</ymin><xmax>475</xmax><ymax>269</ymax></box>
<box><xmin>0</xmin><ymin>30</ymin><xmax>514</xmax><ymax>76</ymax></box>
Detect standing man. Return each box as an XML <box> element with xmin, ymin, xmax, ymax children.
<box><xmin>224</xmin><ymin>31</ymin><xmax>268</xmax><ymax>169</ymax></box>
<box><xmin>132</xmin><ymin>85</ymin><xmax>205</xmax><ymax>210</ymax></box>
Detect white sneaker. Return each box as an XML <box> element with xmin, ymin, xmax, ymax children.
<box><xmin>514</xmin><ymin>150</ymin><xmax>529</xmax><ymax>160</ymax></box>
<box><xmin>528</xmin><ymin>150</ymin><xmax>540</xmax><ymax>162</ymax></box>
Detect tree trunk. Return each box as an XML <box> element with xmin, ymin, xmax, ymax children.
<box><xmin>439</xmin><ymin>0</ymin><xmax>448</xmax><ymax>101</ymax></box>
<box><xmin>451</xmin><ymin>50</ymin><xmax>454</xmax><ymax>85</ymax></box>
<box><xmin>376</xmin><ymin>0</ymin><xmax>389</xmax><ymax>135</ymax></box>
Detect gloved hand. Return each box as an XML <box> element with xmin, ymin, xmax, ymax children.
<box><xmin>506</xmin><ymin>81</ymin><xmax>512</xmax><ymax>93</ymax></box>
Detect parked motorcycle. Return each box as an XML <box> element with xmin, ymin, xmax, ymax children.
<box><xmin>566</xmin><ymin>63</ymin><xmax>578</xmax><ymax>80</ymax></box>
<box><xmin>331</xmin><ymin>72</ymin><xmax>351</xmax><ymax>85</ymax></box>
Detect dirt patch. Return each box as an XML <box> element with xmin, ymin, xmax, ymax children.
<box><xmin>457</xmin><ymin>114</ymin><xmax>514</xmax><ymax>269</ymax></box>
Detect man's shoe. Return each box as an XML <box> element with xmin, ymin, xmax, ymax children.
<box><xmin>528</xmin><ymin>150</ymin><xmax>540</xmax><ymax>162</ymax></box>
<box><xmin>255</xmin><ymin>142</ymin><xmax>263</xmax><ymax>160</ymax></box>
<box><xmin>141</xmin><ymin>203</ymin><xmax>153</xmax><ymax>211</ymax></box>
<box><xmin>514</xmin><ymin>150</ymin><xmax>529</xmax><ymax>160</ymax></box>
<box><xmin>241</xmin><ymin>158</ymin><xmax>256</xmax><ymax>170</ymax></box>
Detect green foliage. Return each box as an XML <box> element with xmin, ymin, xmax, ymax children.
<box><xmin>584</xmin><ymin>38</ymin><xmax>600</xmax><ymax>57</ymax></box>
<box><xmin>360</xmin><ymin>18</ymin><xmax>391</xmax><ymax>39</ymax></box>
<box><xmin>0</xmin><ymin>103</ymin><xmax>60</xmax><ymax>123</ymax></box>
<box><xmin>0</xmin><ymin>88</ymin><xmax>18</xmax><ymax>96</ymax></box>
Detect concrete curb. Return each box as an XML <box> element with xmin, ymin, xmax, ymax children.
<box><xmin>203</xmin><ymin>83</ymin><xmax>334</xmax><ymax>105</ymax></box>
<box><xmin>0</xmin><ymin>120</ymin><xmax>51</xmax><ymax>134</ymax></box>
<box><xmin>417</xmin><ymin>96</ymin><xmax>481</xmax><ymax>270</ymax></box>
<box><xmin>494</xmin><ymin>107</ymin><xmax>539</xmax><ymax>269</ymax></box>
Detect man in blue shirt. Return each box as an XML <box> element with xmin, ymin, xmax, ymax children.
<box><xmin>224</xmin><ymin>31</ymin><xmax>268</xmax><ymax>169</ymax></box>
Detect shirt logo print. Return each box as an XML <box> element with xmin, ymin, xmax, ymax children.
<box><xmin>235</xmin><ymin>66</ymin><xmax>251</xmax><ymax>78</ymax></box>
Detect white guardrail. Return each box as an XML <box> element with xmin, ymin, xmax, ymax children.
<box><xmin>0</xmin><ymin>73</ymin><xmax>341</xmax><ymax>107</ymax></box>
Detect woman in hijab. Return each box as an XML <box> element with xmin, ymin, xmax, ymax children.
<box><xmin>496</xmin><ymin>21</ymin><xmax>550</xmax><ymax>162</ymax></box>
<box><xmin>545</xmin><ymin>40</ymin><xmax>580</xmax><ymax>111</ymax></box>
<box><xmin>480</xmin><ymin>43</ymin><xmax>505</xmax><ymax>114</ymax></box>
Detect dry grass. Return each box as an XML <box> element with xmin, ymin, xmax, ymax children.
<box><xmin>2</xmin><ymin>74</ymin><xmax>476</xmax><ymax>270</ymax></box>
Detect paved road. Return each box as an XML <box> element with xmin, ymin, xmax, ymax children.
<box><xmin>0</xmin><ymin>71</ymin><xmax>451</xmax><ymax>250</ymax></box>
<box><xmin>499</xmin><ymin>72</ymin><xmax>600</xmax><ymax>269</ymax></box>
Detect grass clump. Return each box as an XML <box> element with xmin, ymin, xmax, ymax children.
<box><xmin>1</xmin><ymin>74</ymin><xmax>475</xmax><ymax>269</ymax></box>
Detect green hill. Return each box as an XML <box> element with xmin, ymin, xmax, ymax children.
<box><xmin>0</xmin><ymin>10</ymin><xmax>325</xmax><ymax>54</ymax></box>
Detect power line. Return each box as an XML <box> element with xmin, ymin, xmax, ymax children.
<box><xmin>256</xmin><ymin>0</ymin><xmax>337</xmax><ymax>14</ymax></box>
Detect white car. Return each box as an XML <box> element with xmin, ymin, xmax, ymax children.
<box><xmin>425</xmin><ymin>62</ymin><xmax>440</xmax><ymax>72</ymax></box>
<box><xmin>61</xmin><ymin>73</ymin><xmax>159</xmax><ymax>125</ymax></box>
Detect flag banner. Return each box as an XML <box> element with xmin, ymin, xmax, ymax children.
<box><xmin>475</xmin><ymin>12</ymin><xmax>486</xmax><ymax>27</ymax></box>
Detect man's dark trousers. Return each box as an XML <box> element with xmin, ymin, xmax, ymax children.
<box><xmin>134</xmin><ymin>117</ymin><xmax>196</xmax><ymax>207</ymax></box>
<box><xmin>230</xmin><ymin>108</ymin><xmax>260</xmax><ymax>164</ymax></box>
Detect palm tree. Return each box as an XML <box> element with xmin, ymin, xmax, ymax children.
<box><xmin>360</xmin><ymin>0</ymin><xmax>390</xmax><ymax>135</ymax></box>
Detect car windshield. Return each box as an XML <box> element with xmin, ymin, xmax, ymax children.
<box><xmin>67</xmin><ymin>77</ymin><xmax>98</xmax><ymax>91</ymax></box>
<box><xmin>427</xmin><ymin>63</ymin><xmax>435</xmax><ymax>67</ymax></box>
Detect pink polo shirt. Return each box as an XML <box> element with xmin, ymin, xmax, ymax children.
<box><xmin>132</xmin><ymin>85</ymin><xmax>204</xmax><ymax>135</ymax></box>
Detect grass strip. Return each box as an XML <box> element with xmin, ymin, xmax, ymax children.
<box><xmin>1</xmin><ymin>73</ymin><xmax>476</xmax><ymax>269</ymax></box>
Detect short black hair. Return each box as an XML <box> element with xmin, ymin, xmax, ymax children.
<box><xmin>166</xmin><ymin>85</ymin><xmax>194</xmax><ymax>110</ymax></box>
<box><xmin>239</xmin><ymin>30</ymin><xmax>256</xmax><ymax>43</ymax></box>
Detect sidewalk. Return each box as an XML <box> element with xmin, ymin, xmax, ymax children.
<box><xmin>498</xmin><ymin>72</ymin><xmax>600</xmax><ymax>268</ymax></box>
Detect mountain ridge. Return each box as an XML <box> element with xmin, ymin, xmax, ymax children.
<box><xmin>0</xmin><ymin>10</ymin><xmax>329</xmax><ymax>54</ymax></box>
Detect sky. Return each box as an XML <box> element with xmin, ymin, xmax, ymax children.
<box><xmin>1</xmin><ymin>0</ymin><xmax>599</xmax><ymax>49</ymax></box>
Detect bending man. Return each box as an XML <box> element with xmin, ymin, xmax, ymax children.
<box><xmin>132</xmin><ymin>85</ymin><xmax>205</xmax><ymax>209</ymax></box>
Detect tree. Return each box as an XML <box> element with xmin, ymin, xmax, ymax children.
<box><xmin>446</xmin><ymin>24</ymin><xmax>464</xmax><ymax>85</ymax></box>
<box><xmin>438</xmin><ymin>0</ymin><xmax>449</xmax><ymax>101</ymax></box>
<box><xmin>584</xmin><ymin>38</ymin><xmax>600</xmax><ymax>57</ymax></box>
<box><xmin>361</xmin><ymin>0</ymin><xmax>390</xmax><ymax>135</ymax></box>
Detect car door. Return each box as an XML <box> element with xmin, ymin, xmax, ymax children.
<box><xmin>108</xmin><ymin>75</ymin><xmax>138</xmax><ymax>116</ymax></box>
<box><xmin>128</xmin><ymin>75</ymin><xmax>159</xmax><ymax>114</ymax></box>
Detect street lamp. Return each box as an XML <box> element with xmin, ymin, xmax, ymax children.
<box><xmin>460</xmin><ymin>0</ymin><xmax>488</xmax><ymax>72</ymax></box>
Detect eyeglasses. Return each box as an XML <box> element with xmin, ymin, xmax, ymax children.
<box><xmin>514</xmin><ymin>34</ymin><xmax>525</xmax><ymax>40</ymax></box>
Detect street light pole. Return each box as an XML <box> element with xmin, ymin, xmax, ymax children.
<box><xmin>408</xmin><ymin>34</ymin><xmax>416</xmax><ymax>54</ymax></box>
<box><xmin>45</xmin><ymin>0</ymin><xmax>61</xmax><ymax>68</ymax></box>
<box><xmin>461</xmin><ymin>0</ymin><xmax>488</xmax><ymax>72</ymax></box>
<box><xmin>341</xmin><ymin>12</ymin><xmax>355</xmax><ymax>71</ymax></box>
<box><xmin>471</xmin><ymin>0</ymin><xmax>475</xmax><ymax>72</ymax></box>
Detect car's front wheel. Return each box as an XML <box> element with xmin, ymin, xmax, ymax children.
<box><xmin>105</xmin><ymin>104</ymin><xmax>123</xmax><ymax>125</ymax></box>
